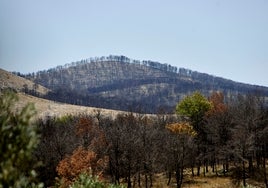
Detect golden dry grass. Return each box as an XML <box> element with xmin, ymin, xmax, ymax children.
<box><xmin>151</xmin><ymin>173</ymin><xmax>234</xmax><ymax>188</ymax></box>
<box><xmin>15</xmin><ymin>93</ymin><xmax>126</xmax><ymax>119</ymax></box>
<box><xmin>0</xmin><ymin>68</ymin><xmax>49</xmax><ymax>95</ymax></box>
<box><xmin>150</xmin><ymin>169</ymin><xmax>265</xmax><ymax>188</ymax></box>
<box><xmin>182</xmin><ymin>176</ymin><xmax>234</xmax><ymax>188</ymax></box>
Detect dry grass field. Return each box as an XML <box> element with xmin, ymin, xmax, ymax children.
<box><xmin>0</xmin><ymin>68</ymin><xmax>49</xmax><ymax>95</ymax></box>
<box><xmin>0</xmin><ymin>68</ymin><xmax>124</xmax><ymax>119</ymax></box>
<box><xmin>151</xmin><ymin>173</ymin><xmax>263</xmax><ymax>188</ymax></box>
<box><xmin>181</xmin><ymin>177</ymin><xmax>233</xmax><ymax>188</ymax></box>
<box><xmin>15</xmin><ymin>92</ymin><xmax>126</xmax><ymax>119</ymax></box>
<box><xmin>128</xmin><ymin>174</ymin><xmax>234</xmax><ymax>188</ymax></box>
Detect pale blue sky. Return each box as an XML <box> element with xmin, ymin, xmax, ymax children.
<box><xmin>0</xmin><ymin>0</ymin><xmax>267</xmax><ymax>86</ymax></box>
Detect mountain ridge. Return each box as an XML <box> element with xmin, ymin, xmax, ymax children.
<box><xmin>27</xmin><ymin>55</ymin><xmax>265</xmax><ymax>87</ymax></box>
<box><xmin>20</xmin><ymin>55</ymin><xmax>268</xmax><ymax>113</ymax></box>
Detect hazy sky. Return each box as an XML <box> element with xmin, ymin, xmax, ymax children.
<box><xmin>0</xmin><ymin>0</ymin><xmax>267</xmax><ymax>86</ymax></box>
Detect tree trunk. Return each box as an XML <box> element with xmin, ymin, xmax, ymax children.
<box><xmin>215</xmin><ymin>162</ymin><xmax>218</xmax><ymax>176</ymax></box>
<box><xmin>138</xmin><ymin>172</ymin><xmax>141</xmax><ymax>187</ymax></box>
<box><xmin>263</xmin><ymin>144</ymin><xmax>268</xmax><ymax>188</ymax></box>
<box><xmin>191</xmin><ymin>166</ymin><xmax>195</xmax><ymax>177</ymax></box>
<box><xmin>167</xmin><ymin>171</ymin><xmax>172</xmax><ymax>186</ymax></box>
<box><xmin>257</xmin><ymin>152</ymin><xmax>261</xmax><ymax>169</ymax></box>
<box><xmin>180</xmin><ymin>166</ymin><xmax>184</xmax><ymax>187</ymax></box>
<box><xmin>264</xmin><ymin>157</ymin><xmax>268</xmax><ymax>188</ymax></box>
<box><xmin>133</xmin><ymin>175</ymin><xmax>136</xmax><ymax>188</ymax></box>
<box><xmin>197</xmin><ymin>160</ymin><xmax>201</xmax><ymax>176</ymax></box>
<box><xmin>145</xmin><ymin>174</ymin><xmax>148</xmax><ymax>188</ymax></box>
<box><xmin>242</xmin><ymin>149</ymin><xmax>246</xmax><ymax>187</ymax></box>
<box><xmin>127</xmin><ymin>178</ymin><xmax>131</xmax><ymax>188</ymax></box>
<box><xmin>150</xmin><ymin>173</ymin><xmax>153</xmax><ymax>187</ymax></box>
<box><xmin>212</xmin><ymin>161</ymin><xmax>215</xmax><ymax>173</ymax></box>
<box><xmin>243</xmin><ymin>160</ymin><xmax>246</xmax><ymax>187</ymax></box>
<box><xmin>127</xmin><ymin>164</ymin><xmax>131</xmax><ymax>188</ymax></box>
<box><xmin>206</xmin><ymin>162</ymin><xmax>209</xmax><ymax>173</ymax></box>
<box><xmin>175</xmin><ymin>168</ymin><xmax>182</xmax><ymax>188</ymax></box>
<box><xmin>248</xmin><ymin>156</ymin><xmax>253</xmax><ymax>175</ymax></box>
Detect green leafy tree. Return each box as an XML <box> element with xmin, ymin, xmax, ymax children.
<box><xmin>0</xmin><ymin>91</ymin><xmax>43</xmax><ymax>188</ymax></box>
<box><xmin>176</xmin><ymin>91</ymin><xmax>212</xmax><ymax>176</ymax></box>
<box><xmin>176</xmin><ymin>91</ymin><xmax>212</xmax><ymax>131</ymax></box>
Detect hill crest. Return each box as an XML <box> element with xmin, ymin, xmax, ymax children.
<box><xmin>21</xmin><ymin>55</ymin><xmax>268</xmax><ymax>113</ymax></box>
<box><xmin>0</xmin><ymin>68</ymin><xmax>49</xmax><ymax>95</ymax></box>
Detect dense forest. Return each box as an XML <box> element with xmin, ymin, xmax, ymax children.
<box><xmin>39</xmin><ymin>92</ymin><xmax>268</xmax><ymax>188</ymax></box>
<box><xmin>19</xmin><ymin>55</ymin><xmax>268</xmax><ymax>113</ymax></box>
<box><xmin>1</xmin><ymin>90</ymin><xmax>268</xmax><ymax>188</ymax></box>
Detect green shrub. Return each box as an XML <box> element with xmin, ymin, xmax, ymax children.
<box><xmin>69</xmin><ymin>173</ymin><xmax>125</xmax><ymax>188</ymax></box>
<box><xmin>0</xmin><ymin>91</ymin><xmax>43</xmax><ymax>188</ymax></box>
<box><xmin>69</xmin><ymin>173</ymin><xmax>103</xmax><ymax>188</ymax></box>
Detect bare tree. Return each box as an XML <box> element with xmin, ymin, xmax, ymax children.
<box><xmin>227</xmin><ymin>94</ymin><xmax>268</xmax><ymax>187</ymax></box>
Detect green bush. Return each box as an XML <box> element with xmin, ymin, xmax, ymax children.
<box><xmin>69</xmin><ymin>173</ymin><xmax>103</xmax><ymax>188</ymax></box>
<box><xmin>0</xmin><ymin>91</ymin><xmax>43</xmax><ymax>188</ymax></box>
<box><xmin>69</xmin><ymin>173</ymin><xmax>125</xmax><ymax>188</ymax></box>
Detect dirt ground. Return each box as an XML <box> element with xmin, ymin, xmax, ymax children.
<box><xmin>151</xmin><ymin>174</ymin><xmax>232</xmax><ymax>188</ymax></box>
<box><xmin>150</xmin><ymin>173</ymin><xmax>264</xmax><ymax>188</ymax></box>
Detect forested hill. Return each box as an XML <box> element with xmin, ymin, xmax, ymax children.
<box><xmin>23</xmin><ymin>55</ymin><xmax>268</xmax><ymax>113</ymax></box>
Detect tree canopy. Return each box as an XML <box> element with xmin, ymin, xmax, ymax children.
<box><xmin>176</xmin><ymin>91</ymin><xmax>212</xmax><ymax>130</ymax></box>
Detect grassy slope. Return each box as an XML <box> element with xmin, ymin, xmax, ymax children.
<box><xmin>0</xmin><ymin>68</ymin><xmax>126</xmax><ymax>118</ymax></box>
<box><xmin>16</xmin><ymin>93</ymin><xmax>126</xmax><ymax>119</ymax></box>
<box><xmin>0</xmin><ymin>68</ymin><xmax>49</xmax><ymax>95</ymax></box>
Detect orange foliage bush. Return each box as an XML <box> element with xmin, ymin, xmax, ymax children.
<box><xmin>75</xmin><ymin>117</ymin><xmax>107</xmax><ymax>151</ymax></box>
<box><xmin>166</xmin><ymin>122</ymin><xmax>196</xmax><ymax>136</ymax></box>
<box><xmin>56</xmin><ymin>117</ymin><xmax>109</xmax><ymax>186</ymax></box>
<box><xmin>208</xmin><ymin>92</ymin><xmax>227</xmax><ymax>115</ymax></box>
<box><xmin>56</xmin><ymin>147</ymin><xmax>107</xmax><ymax>183</ymax></box>
<box><xmin>75</xmin><ymin>117</ymin><xmax>95</xmax><ymax>136</ymax></box>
